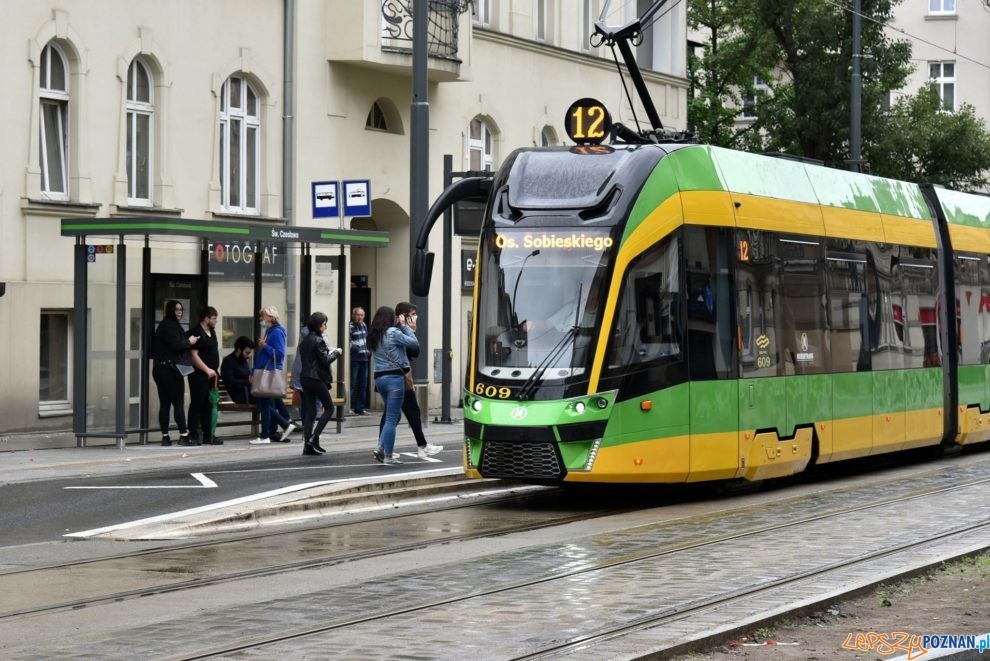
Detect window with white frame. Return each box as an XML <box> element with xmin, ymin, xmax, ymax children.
<box><xmin>540</xmin><ymin>125</ymin><xmax>557</xmax><ymax>147</ymax></box>
<box><xmin>582</xmin><ymin>0</ymin><xmax>593</xmax><ymax>51</ymax></box>
<box><xmin>740</xmin><ymin>76</ymin><xmax>770</xmax><ymax>119</ymax></box>
<box><xmin>39</xmin><ymin>311</ymin><xmax>71</xmax><ymax>411</ymax></box>
<box><xmin>473</xmin><ymin>0</ymin><xmax>492</xmax><ymax>25</ymax></box>
<box><xmin>219</xmin><ymin>75</ymin><xmax>261</xmax><ymax>213</ymax></box>
<box><xmin>126</xmin><ymin>58</ymin><xmax>154</xmax><ymax>205</ymax></box>
<box><xmin>39</xmin><ymin>42</ymin><xmax>69</xmax><ymax>199</ymax></box>
<box><xmin>929</xmin><ymin>61</ymin><xmax>955</xmax><ymax>111</ymax></box>
<box><xmin>536</xmin><ymin>0</ymin><xmax>547</xmax><ymax>41</ymax></box>
<box><xmin>468</xmin><ymin>117</ymin><xmax>495</xmax><ymax>170</ymax></box>
<box><xmin>928</xmin><ymin>0</ymin><xmax>956</xmax><ymax>15</ymax></box>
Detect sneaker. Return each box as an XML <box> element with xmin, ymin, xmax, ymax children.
<box><xmin>279</xmin><ymin>423</ymin><xmax>296</xmax><ymax>443</ymax></box>
<box><xmin>161</xmin><ymin>435</ymin><xmax>172</xmax><ymax>447</ymax></box>
<box><xmin>373</xmin><ymin>446</ymin><xmax>385</xmax><ymax>463</ymax></box>
<box><xmin>383</xmin><ymin>455</ymin><xmax>403</xmax><ymax>465</ymax></box>
<box><xmin>250</xmin><ymin>437</ymin><xmax>271</xmax><ymax>445</ymax></box>
<box><xmin>417</xmin><ymin>444</ymin><xmax>444</xmax><ymax>459</ymax></box>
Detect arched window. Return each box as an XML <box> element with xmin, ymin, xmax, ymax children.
<box><xmin>39</xmin><ymin>42</ymin><xmax>69</xmax><ymax>199</ymax></box>
<box><xmin>468</xmin><ymin>117</ymin><xmax>495</xmax><ymax>170</ymax></box>
<box><xmin>366</xmin><ymin>101</ymin><xmax>388</xmax><ymax>131</ymax></box>
<box><xmin>219</xmin><ymin>75</ymin><xmax>260</xmax><ymax>213</ymax></box>
<box><xmin>540</xmin><ymin>125</ymin><xmax>557</xmax><ymax>147</ymax></box>
<box><xmin>126</xmin><ymin>58</ymin><xmax>154</xmax><ymax>204</ymax></box>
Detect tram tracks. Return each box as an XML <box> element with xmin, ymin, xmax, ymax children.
<box><xmin>1</xmin><ymin>485</ymin><xmax>625</xmax><ymax>620</ymax></box>
<box><xmin>168</xmin><ymin>474</ymin><xmax>990</xmax><ymax>660</ymax></box>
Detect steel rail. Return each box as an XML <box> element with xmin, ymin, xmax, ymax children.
<box><xmin>172</xmin><ymin>475</ymin><xmax>990</xmax><ymax>660</ymax></box>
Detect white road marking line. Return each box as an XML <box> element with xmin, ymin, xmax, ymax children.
<box><xmin>65</xmin><ymin>472</ymin><xmax>219</xmax><ymax>490</ymax></box>
<box><xmin>396</xmin><ymin>452</ymin><xmax>442</xmax><ymax>463</ymax></box>
<box><xmin>64</xmin><ymin>467</ymin><xmax>463</xmax><ymax>538</ymax></box>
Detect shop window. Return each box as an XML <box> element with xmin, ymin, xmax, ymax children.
<box><xmin>40</xmin><ymin>311</ymin><xmax>71</xmax><ymax>414</ymax></box>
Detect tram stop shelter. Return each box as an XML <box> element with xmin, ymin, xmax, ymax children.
<box><xmin>60</xmin><ymin>217</ymin><xmax>389</xmax><ymax>448</ymax></box>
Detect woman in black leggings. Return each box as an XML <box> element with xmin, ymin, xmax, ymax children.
<box><xmin>152</xmin><ymin>300</ymin><xmax>199</xmax><ymax>446</ymax></box>
<box><xmin>298</xmin><ymin>312</ymin><xmax>340</xmax><ymax>456</ymax></box>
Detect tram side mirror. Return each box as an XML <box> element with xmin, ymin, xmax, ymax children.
<box><xmin>412</xmin><ymin>250</ymin><xmax>435</xmax><ymax>297</ymax></box>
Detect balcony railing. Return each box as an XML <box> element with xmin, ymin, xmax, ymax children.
<box><xmin>381</xmin><ymin>0</ymin><xmax>468</xmax><ymax>62</ymax></box>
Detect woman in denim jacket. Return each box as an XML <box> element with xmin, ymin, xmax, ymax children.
<box><xmin>367</xmin><ymin>306</ymin><xmax>419</xmax><ymax>464</ymax></box>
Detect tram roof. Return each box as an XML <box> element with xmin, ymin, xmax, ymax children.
<box><xmin>661</xmin><ymin>144</ymin><xmax>990</xmax><ymax>227</ymax></box>
<box><xmin>59</xmin><ymin>216</ymin><xmax>389</xmax><ymax>247</ymax></box>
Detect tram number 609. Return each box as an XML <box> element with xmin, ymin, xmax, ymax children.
<box><xmin>475</xmin><ymin>382</ymin><xmax>512</xmax><ymax>399</ymax></box>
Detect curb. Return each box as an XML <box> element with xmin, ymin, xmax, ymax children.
<box><xmin>89</xmin><ymin>469</ymin><xmax>541</xmax><ymax>540</ymax></box>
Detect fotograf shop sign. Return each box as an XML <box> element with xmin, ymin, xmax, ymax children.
<box><xmin>207</xmin><ymin>241</ymin><xmax>284</xmax><ymax>281</ymax></box>
<box><xmin>312</xmin><ymin>181</ymin><xmax>339</xmax><ymax>219</ymax></box>
<box><xmin>342</xmin><ymin>180</ymin><xmax>371</xmax><ymax>217</ymax></box>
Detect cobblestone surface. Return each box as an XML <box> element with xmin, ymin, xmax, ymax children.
<box><xmin>2</xmin><ymin>461</ymin><xmax>989</xmax><ymax>660</ymax></box>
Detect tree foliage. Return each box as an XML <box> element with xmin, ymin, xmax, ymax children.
<box><xmin>749</xmin><ymin>0</ymin><xmax>912</xmax><ymax>168</ymax></box>
<box><xmin>687</xmin><ymin>0</ymin><xmax>773</xmax><ymax>150</ymax></box>
<box><xmin>867</xmin><ymin>83</ymin><xmax>990</xmax><ymax>190</ymax></box>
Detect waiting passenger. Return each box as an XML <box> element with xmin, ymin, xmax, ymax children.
<box><xmin>221</xmin><ymin>336</ymin><xmax>255</xmax><ymax>404</ymax></box>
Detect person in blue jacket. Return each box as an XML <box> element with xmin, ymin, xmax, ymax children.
<box><xmin>250</xmin><ymin>305</ymin><xmax>297</xmax><ymax>444</ymax></box>
<box><xmin>367</xmin><ymin>306</ymin><xmax>419</xmax><ymax>464</ymax></box>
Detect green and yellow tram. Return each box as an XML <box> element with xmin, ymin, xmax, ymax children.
<box><xmin>418</xmin><ymin>134</ymin><xmax>990</xmax><ymax>484</ymax></box>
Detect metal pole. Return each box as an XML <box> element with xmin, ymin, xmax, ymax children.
<box><xmin>254</xmin><ymin>241</ymin><xmax>263</xmax><ymax>320</ymax></box>
<box><xmin>410</xmin><ymin>0</ymin><xmax>429</xmax><ymax>384</ymax></box>
<box><xmin>284</xmin><ymin>0</ymin><xmax>298</xmax><ymax>344</ymax></box>
<box><xmin>850</xmin><ymin>0</ymin><xmax>862</xmax><ymax>171</ymax></box>
<box><xmin>73</xmin><ymin>240</ymin><xmax>88</xmax><ymax>447</ymax></box>
<box><xmin>441</xmin><ymin>154</ymin><xmax>453</xmax><ymax>422</ymax></box>
<box><xmin>116</xmin><ymin>239</ymin><xmax>127</xmax><ymax>450</ymax></box>
<box><xmin>140</xmin><ymin>240</ymin><xmax>151</xmax><ymax>444</ymax></box>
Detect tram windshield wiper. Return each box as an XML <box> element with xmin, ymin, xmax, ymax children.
<box><xmin>515</xmin><ymin>283</ymin><xmax>582</xmax><ymax>401</ymax></box>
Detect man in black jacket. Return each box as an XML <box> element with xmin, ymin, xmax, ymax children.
<box><xmin>186</xmin><ymin>306</ymin><xmax>220</xmax><ymax>445</ymax></box>
<box><xmin>220</xmin><ymin>336</ymin><xmax>255</xmax><ymax>404</ymax></box>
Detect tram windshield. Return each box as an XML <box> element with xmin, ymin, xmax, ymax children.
<box><xmin>475</xmin><ymin>226</ymin><xmax>614</xmax><ymax>383</ymax></box>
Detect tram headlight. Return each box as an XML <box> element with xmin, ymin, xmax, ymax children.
<box><xmin>574</xmin><ymin>401</ymin><xmax>586</xmax><ymax>414</ymax></box>
<box><xmin>472</xmin><ymin>399</ymin><xmax>483</xmax><ymax>413</ymax></box>
<box><xmin>596</xmin><ymin>397</ymin><xmax>608</xmax><ymax>409</ymax></box>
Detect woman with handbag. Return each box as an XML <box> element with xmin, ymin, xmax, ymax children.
<box><xmin>367</xmin><ymin>306</ymin><xmax>418</xmax><ymax>465</ymax></box>
<box><xmin>249</xmin><ymin>305</ymin><xmax>297</xmax><ymax>445</ymax></box>
<box><xmin>298</xmin><ymin>312</ymin><xmax>342</xmax><ymax>456</ymax></box>
<box><xmin>152</xmin><ymin>300</ymin><xmax>199</xmax><ymax>446</ymax></box>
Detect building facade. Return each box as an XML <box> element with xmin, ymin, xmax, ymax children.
<box><xmin>891</xmin><ymin>0</ymin><xmax>990</xmax><ymax>123</ymax></box>
<box><xmin>1</xmin><ymin>0</ymin><xmax>687</xmax><ymax>437</ymax></box>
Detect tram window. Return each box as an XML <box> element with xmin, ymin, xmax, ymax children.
<box><xmin>777</xmin><ymin>235</ymin><xmax>828</xmax><ymax>375</ymax></box>
<box><xmin>602</xmin><ymin>233</ymin><xmax>686</xmax><ymax>393</ymax></box>
<box><xmin>865</xmin><ymin>244</ymin><xmax>905</xmax><ymax>371</ymax></box>
<box><xmin>955</xmin><ymin>252</ymin><xmax>982</xmax><ymax>366</ymax></box>
<box><xmin>685</xmin><ymin>226</ymin><xmax>735</xmax><ymax>380</ymax></box>
<box><xmin>897</xmin><ymin>247</ymin><xmax>939</xmax><ymax>368</ymax></box>
<box><xmin>737</xmin><ymin>230</ymin><xmax>779</xmax><ymax>377</ymax></box>
<box><xmin>826</xmin><ymin>240</ymin><xmax>871</xmax><ymax>373</ymax></box>
<box><xmin>981</xmin><ymin>256</ymin><xmax>990</xmax><ymax>364</ymax></box>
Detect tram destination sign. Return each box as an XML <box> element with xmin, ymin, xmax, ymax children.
<box><xmin>495</xmin><ymin>231</ymin><xmax>614</xmax><ymax>251</ymax></box>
